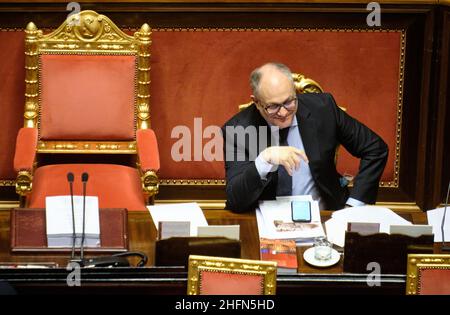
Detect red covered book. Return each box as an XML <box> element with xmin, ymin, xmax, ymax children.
<box><xmin>260</xmin><ymin>238</ymin><xmax>298</xmax><ymax>273</ymax></box>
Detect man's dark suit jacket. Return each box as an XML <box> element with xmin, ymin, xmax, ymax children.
<box><xmin>222</xmin><ymin>93</ymin><xmax>388</xmax><ymax>213</ymax></box>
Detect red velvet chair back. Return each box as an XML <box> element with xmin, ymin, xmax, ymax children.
<box><xmin>39</xmin><ymin>54</ymin><xmax>136</xmax><ymax>141</ymax></box>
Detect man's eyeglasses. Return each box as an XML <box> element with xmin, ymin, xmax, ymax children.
<box><xmin>257</xmin><ymin>97</ymin><xmax>297</xmax><ymax>115</ymax></box>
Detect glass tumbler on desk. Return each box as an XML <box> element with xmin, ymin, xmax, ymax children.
<box><xmin>313</xmin><ymin>236</ymin><xmax>332</xmax><ymax>261</ymax></box>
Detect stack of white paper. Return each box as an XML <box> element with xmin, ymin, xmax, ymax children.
<box><xmin>45</xmin><ymin>196</ymin><xmax>101</xmax><ymax>248</ymax></box>
<box><xmin>256</xmin><ymin>195</ymin><xmax>325</xmax><ymax>245</ymax></box>
<box><xmin>426</xmin><ymin>207</ymin><xmax>450</xmax><ymax>242</ymax></box>
<box><xmin>147</xmin><ymin>202</ymin><xmax>208</xmax><ymax>236</ymax></box>
<box><xmin>325</xmin><ymin>206</ymin><xmax>412</xmax><ymax>247</ymax></box>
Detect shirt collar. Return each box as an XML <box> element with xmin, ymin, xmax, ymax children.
<box><xmin>291</xmin><ymin>115</ymin><xmax>298</xmax><ymax>127</ymax></box>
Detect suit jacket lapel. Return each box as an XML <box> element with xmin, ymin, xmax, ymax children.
<box><xmin>249</xmin><ymin>105</ymin><xmax>272</xmax><ymax>153</ymax></box>
<box><xmin>297</xmin><ymin>98</ymin><xmax>336</xmax><ymax>199</ymax></box>
<box><xmin>297</xmin><ymin>99</ymin><xmax>320</xmax><ymax>163</ymax></box>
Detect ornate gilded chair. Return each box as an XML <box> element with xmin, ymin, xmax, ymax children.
<box><xmin>187</xmin><ymin>255</ymin><xmax>277</xmax><ymax>295</ymax></box>
<box><xmin>406</xmin><ymin>254</ymin><xmax>450</xmax><ymax>295</ymax></box>
<box><xmin>13</xmin><ymin>10</ymin><xmax>159</xmax><ymax>211</ymax></box>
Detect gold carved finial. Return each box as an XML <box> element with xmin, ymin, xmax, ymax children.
<box><xmin>141</xmin><ymin>23</ymin><xmax>151</xmax><ymax>34</ymax></box>
<box><xmin>26</xmin><ymin>22</ymin><xmax>37</xmax><ymax>32</ymax></box>
<box><xmin>135</xmin><ymin>23</ymin><xmax>152</xmax><ymax>42</ymax></box>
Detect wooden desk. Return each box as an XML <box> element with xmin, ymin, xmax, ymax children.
<box><xmin>0</xmin><ymin>208</ymin><xmax>433</xmax><ymax>294</ymax></box>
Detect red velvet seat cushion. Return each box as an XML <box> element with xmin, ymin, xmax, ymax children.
<box><xmin>27</xmin><ymin>164</ymin><xmax>146</xmax><ymax>211</ymax></box>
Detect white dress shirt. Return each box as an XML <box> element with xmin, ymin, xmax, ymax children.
<box><xmin>254</xmin><ymin>116</ymin><xmax>365</xmax><ymax>209</ymax></box>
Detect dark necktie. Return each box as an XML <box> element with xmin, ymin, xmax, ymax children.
<box><xmin>276</xmin><ymin>127</ymin><xmax>292</xmax><ymax>196</ymax></box>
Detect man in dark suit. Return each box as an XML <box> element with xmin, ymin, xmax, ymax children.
<box><xmin>222</xmin><ymin>63</ymin><xmax>388</xmax><ymax>213</ymax></box>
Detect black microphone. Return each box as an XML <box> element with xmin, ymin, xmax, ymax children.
<box><xmin>67</xmin><ymin>172</ymin><xmax>76</xmax><ymax>260</ymax></box>
<box><xmin>80</xmin><ymin>172</ymin><xmax>89</xmax><ymax>260</ymax></box>
<box><xmin>74</xmin><ymin>172</ymin><xmax>148</xmax><ymax>268</ymax></box>
<box><xmin>441</xmin><ymin>181</ymin><xmax>450</xmax><ymax>251</ymax></box>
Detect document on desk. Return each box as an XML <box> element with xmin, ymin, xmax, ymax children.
<box><xmin>197</xmin><ymin>225</ymin><xmax>240</xmax><ymax>241</ymax></box>
<box><xmin>147</xmin><ymin>202</ymin><xmax>208</xmax><ymax>236</ymax></box>
<box><xmin>325</xmin><ymin>206</ymin><xmax>412</xmax><ymax>247</ymax></box>
<box><xmin>426</xmin><ymin>207</ymin><xmax>450</xmax><ymax>242</ymax></box>
<box><xmin>256</xmin><ymin>196</ymin><xmax>325</xmax><ymax>244</ymax></box>
<box><xmin>45</xmin><ymin>195</ymin><xmax>100</xmax><ymax>247</ymax></box>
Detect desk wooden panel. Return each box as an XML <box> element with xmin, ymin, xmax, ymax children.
<box><xmin>0</xmin><ymin>208</ymin><xmax>436</xmax><ymax>294</ymax></box>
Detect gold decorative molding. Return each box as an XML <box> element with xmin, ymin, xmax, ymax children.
<box><xmin>39</xmin><ymin>12</ymin><xmax>137</xmax><ymax>50</ymax></box>
<box><xmin>135</xmin><ymin>23</ymin><xmax>152</xmax><ymax>130</ymax></box>
<box><xmin>375</xmin><ymin>201</ymin><xmax>421</xmax><ymax>212</ymax></box>
<box><xmin>36</xmin><ymin>140</ymin><xmax>136</xmax><ymax>154</ymax></box>
<box><xmin>187</xmin><ymin>255</ymin><xmax>277</xmax><ymax>295</ymax></box>
<box><xmin>160</xmin><ymin>179</ymin><xmax>226</xmax><ymax>185</ymax></box>
<box><xmin>388</xmin><ymin>30</ymin><xmax>407</xmax><ymax>189</ymax></box>
<box><xmin>154</xmin><ymin>28</ymin><xmax>404</xmax><ymax>33</ymax></box>
<box><xmin>24</xmin><ymin>22</ymin><xmax>40</xmax><ymax>129</ymax></box>
<box><xmin>0</xmin><ymin>201</ymin><xmax>20</xmax><ymax>210</ymax></box>
<box><xmin>406</xmin><ymin>254</ymin><xmax>450</xmax><ymax>295</ymax></box>
<box><xmin>0</xmin><ymin>180</ymin><xmax>15</xmax><ymax>187</ymax></box>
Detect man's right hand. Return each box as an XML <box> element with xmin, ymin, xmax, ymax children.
<box><xmin>261</xmin><ymin>146</ymin><xmax>309</xmax><ymax>176</ymax></box>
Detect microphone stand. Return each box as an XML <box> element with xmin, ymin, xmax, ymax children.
<box><xmin>66</xmin><ymin>172</ymin><xmax>77</xmax><ymax>261</ymax></box>
<box><xmin>80</xmin><ymin>173</ymin><xmax>88</xmax><ymax>262</ymax></box>
<box><xmin>441</xmin><ymin>181</ymin><xmax>450</xmax><ymax>251</ymax></box>
<box><xmin>67</xmin><ymin>172</ymin><xmax>146</xmax><ymax>268</ymax></box>
<box><xmin>70</xmin><ymin>181</ymin><xmax>76</xmax><ymax>260</ymax></box>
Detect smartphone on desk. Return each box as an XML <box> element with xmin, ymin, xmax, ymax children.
<box><xmin>291</xmin><ymin>201</ymin><xmax>312</xmax><ymax>223</ymax></box>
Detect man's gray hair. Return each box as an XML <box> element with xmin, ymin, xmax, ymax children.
<box><xmin>250</xmin><ymin>62</ymin><xmax>294</xmax><ymax>98</ymax></box>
